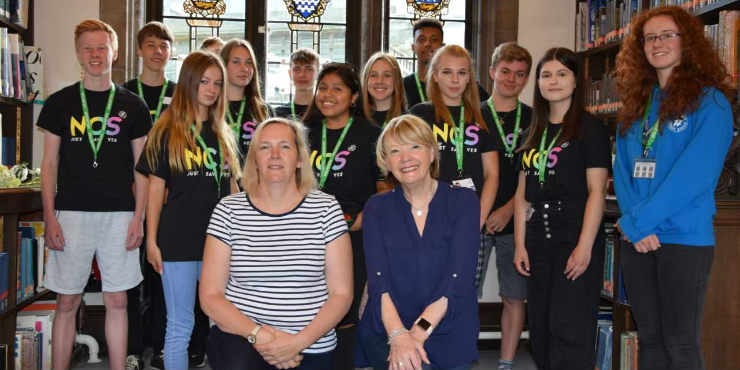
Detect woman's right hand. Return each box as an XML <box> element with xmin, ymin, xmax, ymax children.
<box><xmin>513</xmin><ymin>246</ymin><xmax>531</xmax><ymax>277</ymax></box>
<box><xmin>146</xmin><ymin>242</ymin><xmax>163</xmax><ymax>274</ymax></box>
<box><xmin>387</xmin><ymin>332</ymin><xmax>429</xmax><ymax>370</ymax></box>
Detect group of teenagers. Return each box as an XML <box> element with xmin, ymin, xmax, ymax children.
<box><xmin>37</xmin><ymin>5</ymin><xmax>733</xmax><ymax>370</ymax></box>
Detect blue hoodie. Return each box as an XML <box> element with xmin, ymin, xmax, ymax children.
<box><xmin>613</xmin><ymin>86</ymin><xmax>733</xmax><ymax>246</ymax></box>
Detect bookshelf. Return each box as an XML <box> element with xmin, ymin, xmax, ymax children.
<box><xmin>0</xmin><ymin>0</ymin><xmax>33</xmax><ymax>166</ymax></box>
<box><xmin>0</xmin><ymin>188</ymin><xmax>52</xmax><ymax>370</ymax></box>
<box><xmin>576</xmin><ymin>1</ymin><xmax>740</xmax><ymax>369</ymax></box>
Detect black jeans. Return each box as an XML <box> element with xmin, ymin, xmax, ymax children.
<box><xmin>206</xmin><ymin>325</ymin><xmax>334</xmax><ymax>370</ymax></box>
<box><xmin>621</xmin><ymin>242</ymin><xmax>714</xmax><ymax>370</ymax></box>
<box><xmin>525</xmin><ymin>200</ymin><xmax>604</xmax><ymax>370</ymax></box>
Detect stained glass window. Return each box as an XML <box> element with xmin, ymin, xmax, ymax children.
<box><xmin>264</xmin><ymin>0</ymin><xmax>347</xmax><ymax>105</ymax></box>
<box><xmin>386</xmin><ymin>0</ymin><xmax>466</xmax><ymax>77</ymax></box>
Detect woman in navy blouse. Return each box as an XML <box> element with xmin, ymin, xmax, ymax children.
<box><xmin>358</xmin><ymin>114</ymin><xmax>480</xmax><ymax>370</ymax></box>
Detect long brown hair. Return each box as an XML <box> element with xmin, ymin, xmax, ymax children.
<box><xmin>145</xmin><ymin>51</ymin><xmax>241</xmax><ymax>178</ymax></box>
<box><xmin>361</xmin><ymin>52</ymin><xmax>406</xmax><ymax>124</ymax></box>
<box><xmin>614</xmin><ymin>6</ymin><xmax>733</xmax><ymax>135</ymax></box>
<box><xmin>426</xmin><ymin>45</ymin><xmax>487</xmax><ymax>132</ymax></box>
<box><xmin>521</xmin><ymin>47</ymin><xmax>585</xmax><ymax>150</ymax></box>
<box><xmin>220</xmin><ymin>39</ymin><xmax>270</xmax><ymax>123</ymax></box>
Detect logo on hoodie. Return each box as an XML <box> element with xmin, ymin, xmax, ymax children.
<box><xmin>667</xmin><ymin>116</ymin><xmax>688</xmax><ymax>133</ymax></box>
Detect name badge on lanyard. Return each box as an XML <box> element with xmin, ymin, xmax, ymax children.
<box><xmin>452</xmin><ymin>176</ymin><xmax>476</xmax><ymax>191</ymax></box>
<box><xmin>633</xmin><ymin>157</ymin><xmax>656</xmax><ymax>179</ymax></box>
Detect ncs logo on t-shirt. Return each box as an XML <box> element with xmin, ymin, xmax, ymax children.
<box><xmin>309</xmin><ymin>149</ymin><xmax>351</xmax><ymax>174</ymax></box>
<box><xmin>185</xmin><ymin>145</ymin><xmax>221</xmax><ymax>176</ymax></box>
<box><xmin>432</xmin><ymin>122</ymin><xmax>481</xmax><ymax>147</ymax></box>
<box><xmin>69</xmin><ymin>114</ymin><xmax>125</xmax><ymax>143</ymax></box>
<box><xmin>521</xmin><ymin>147</ymin><xmax>562</xmax><ymax>170</ymax></box>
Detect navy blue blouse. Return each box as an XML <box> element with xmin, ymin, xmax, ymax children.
<box><xmin>358</xmin><ymin>182</ymin><xmax>480</xmax><ymax>369</ymax></box>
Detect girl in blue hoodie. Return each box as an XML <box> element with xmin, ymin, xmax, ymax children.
<box><xmin>613</xmin><ymin>6</ymin><xmax>734</xmax><ymax>370</ymax></box>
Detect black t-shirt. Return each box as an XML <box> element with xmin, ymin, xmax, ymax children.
<box><xmin>409</xmin><ymin>102</ymin><xmax>497</xmax><ymax>197</ymax></box>
<box><xmin>403</xmin><ymin>74</ymin><xmax>491</xmax><ymax>108</ymax></box>
<box><xmin>306</xmin><ymin>116</ymin><xmax>382</xmax><ymax>223</ymax></box>
<box><xmin>520</xmin><ymin>113</ymin><xmax>611</xmax><ymax>203</ymax></box>
<box><xmin>37</xmin><ymin>82</ymin><xmax>152</xmax><ymax>212</ymax></box>
<box><xmin>481</xmin><ymin>100</ymin><xmax>533</xmax><ymax>234</ymax></box>
<box><xmin>274</xmin><ymin>103</ymin><xmax>308</xmax><ymax>120</ymax></box>
<box><xmin>229</xmin><ymin>100</ymin><xmax>274</xmax><ymax>157</ymax></box>
<box><xmin>135</xmin><ymin>121</ymin><xmax>231</xmax><ymax>261</ymax></box>
<box><xmin>121</xmin><ymin>78</ymin><xmax>176</xmax><ymax>123</ymax></box>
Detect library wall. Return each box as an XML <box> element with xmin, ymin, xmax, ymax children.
<box><xmin>30</xmin><ymin>0</ymin><xmax>99</xmax><ymax>168</ymax></box>
<box><xmin>517</xmin><ymin>0</ymin><xmax>576</xmax><ymax>106</ymax></box>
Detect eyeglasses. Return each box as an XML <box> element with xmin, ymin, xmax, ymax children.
<box><xmin>641</xmin><ymin>32</ymin><xmax>681</xmax><ymax>44</ymax></box>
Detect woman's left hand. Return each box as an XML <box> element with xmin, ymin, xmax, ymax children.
<box><xmin>253</xmin><ymin>325</ymin><xmax>305</xmax><ymax>366</ymax></box>
<box><xmin>564</xmin><ymin>245</ymin><xmax>592</xmax><ymax>280</ymax></box>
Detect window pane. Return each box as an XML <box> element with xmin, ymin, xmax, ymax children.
<box><xmin>442</xmin><ymin>21</ymin><xmax>465</xmax><ymax>48</ymax></box>
<box><xmin>389</xmin><ymin>0</ymin><xmax>410</xmax><ymax>17</ymax></box>
<box><xmin>218</xmin><ymin>20</ymin><xmax>246</xmax><ymax>43</ymax></box>
<box><xmin>296</xmin><ymin>31</ymin><xmax>316</xmax><ymax>50</ymax></box>
<box><xmin>319</xmin><ymin>25</ymin><xmax>346</xmax><ymax>63</ymax></box>
<box><xmin>266</xmin><ymin>22</ymin><xmax>293</xmax><ymax>63</ymax></box>
<box><xmin>222</xmin><ymin>0</ymin><xmax>246</xmax><ymax>19</ymax></box>
<box><xmin>266</xmin><ymin>0</ymin><xmax>290</xmax><ymax>21</ymax></box>
<box><xmin>322</xmin><ymin>0</ymin><xmax>347</xmax><ymax>24</ymax></box>
<box><xmin>396</xmin><ymin>57</ymin><xmax>415</xmax><ymax>77</ymax></box>
<box><xmin>264</xmin><ymin>61</ymin><xmax>291</xmax><ymax>104</ymax></box>
<box><xmin>162</xmin><ymin>0</ymin><xmax>186</xmax><ymax>16</ymax></box>
<box><xmin>445</xmin><ymin>0</ymin><xmax>465</xmax><ymax>20</ymax></box>
<box><xmin>163</xmin><ymin>18</ymin><xmax>191</xmax><ymax>58</ymax></box>
<box><xmin>388</xmin><ymin>19</ymin><xmax>413</xmax><ymax>58</ymax></box>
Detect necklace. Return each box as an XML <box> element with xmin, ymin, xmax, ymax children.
<box><xmin>404</xmin><ymin>181</ymin><xmax>438</xmax><ymax>217</ymax></box>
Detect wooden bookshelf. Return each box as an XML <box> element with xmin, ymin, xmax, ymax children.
<box><xmin>0</xmin><ymin>187</ymin><xmax>52</xmax><ymax>370</ymax></box>
<box><xmin>577</xmin><ymin>1</ymin><xmax>740</xmax><ymax>369</ymax></box>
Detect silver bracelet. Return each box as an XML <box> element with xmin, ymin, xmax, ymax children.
<box><xmin>387</xmin><ymin>327</ymin><xmax>409</xmax><ymax>345</ymax></box>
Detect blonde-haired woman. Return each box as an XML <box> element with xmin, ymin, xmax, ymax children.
<box><xmin>201</xmin><ymin>118</ymin><xmax>353</xmax><ymax>370</ymax></box>
<box><xmin>358</xmin><ymin>114</ymin><xmax>480</xmax><ymax>370</ymax></box>
<box><xmin>220</xmin><ymin>39</ymin><xmax>273</xmax><ymax>156</ymax></box>
<box><xmin>136</xmin><ymin>50</ymin><xmax>241</xmax><ymax>370</ymax></box>
<box><xmin>361</xmin><ymin>52</ymin><xmax>407</xmax><ymax>127</ymax></box>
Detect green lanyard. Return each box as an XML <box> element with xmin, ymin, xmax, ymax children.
<box><xmin>537</xmin><ymin>124</ymin><xmax>562</xmax><ymax>187</ymax></box>
<box><xmin>487</xmin><ymin>98</ymin><xmax>521</xmax><ymax>160</ymax></box>
<box><xmin>136</xmin><ymin>78</ymin><xmax>169</xmax><ymax>122</ymax></box>
<box><xmin>454</xmin><ymin>105</ymin><xmax>466</xmax><ymax>177</ymax></box>
<box><xmin>640</xmin><ymin>90</ymin><xmax>660</xmax><ymax>158</ymax></box>
<box><xmin>79</xmin><ymin>82</ymin><xmax>116</xmax><ymax>168</ymax></box>
<box><xmin>414</xmin><ymin>73</ymin><xmax>426</xmax><ymax>103</ymax></box>
<box><xmin>290</xmin><ymin>100</ymin><xmax>297</xmax><ymax>119</ymax></box>
<box><xmin>190</xmin><ymin>124</ymin><xmax>224</xmax><ymax>196</ymax></box>
<box><xmin>227</xmin><ymin>97</ymin><xmax>247</xmax><ymax>136</ymax></box>
<box><xmin>319</xmin><ymin>117</ymin><xmax>354</xmax><ymax>188</ymax></box>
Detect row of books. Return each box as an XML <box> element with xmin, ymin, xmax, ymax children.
<box><xmin>0</xmin><ymin>0</ymin><xmax>30</xmax><ymax>29</ymax></box>
<box><xmin>602</xmin><ymin>223</ymin><xmax>616</xmax><ymax>297</ymax></box>
<box><xmin>16</xmin><ymin>221</ymin><xmax>46</xmax><ymax>303</ymax></box>
<box><xmin>577</xmin><ymin>0</ymin><xmax>728</xmax><ymax>52</ymax></box>
<box><xmin>0</xmin><ymin>26</ymin><xmax>34</xmax><ymax>102</ymax></box>
<box><xmin>15</xmin><ymin>300</ymin><xmax>55</xmax><ymax>370</ymax></box>
<box><xmin>586</xmin><ymin>74</ymin><xmax>622</xmax><ymax>115</ymax></box>
<box><xmin>620</xmin><ymin>331</ymin><xmax>639</xmax><ymax>370</ymax></box>
<box><xmin>707</xmin><ymin>10</ymin><xmax>740</xmax><ymax>88</ymax></box>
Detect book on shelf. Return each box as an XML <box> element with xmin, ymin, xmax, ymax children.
<box><xmin>649</xmin><ymin>0</ymin><xmax>722</xmax><ymax>11</ymax></box>
<box><xmin>596</xmin><ymin>320</ymin><xmax>614</xmax><ymax>370</ymax></box>
<box><xmin>603</xmin><ymin>222</ymin><xmax>615</xmax><ymax>297</ymax></box>
<box><xmin>0</xmin><ymin>251</ymin><xmax>8</xmax><ymax>312</ymax></box>
<box><xmin>577</xmin><ymin>0</ymin><xmax>639</xmax><ymax>51</ymax></box>
<box><xmin>18</xmin><ymin>300</ymin><xmax>55</xmax><ymax>370</ymax></box>
<box><xmin>16</xmin><ymin>221</ymin><xmax>45</xmax><ymax>303</ymax></box>
<box><xmin>617</xmin><ymin>266</ymin><xmax>629</xmax><ymax>304</ymax></box>
<box><xmin>620</xmin><ymin>331</ymin><xmax>639</xmax><ymax>370</ymax></box>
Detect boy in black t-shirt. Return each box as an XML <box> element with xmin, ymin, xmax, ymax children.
<box><xmin>480</xmin><ymin>43</ymin><xmax>533</xmax><ymax>370</ymax></box>
<box><xmin>274</xmin><ymin>48</ymin><xmax>319</xmax><ymax>120</ymax></box>
<box><xmin>37</xmin><ymin>20</ymin><xmax>151</xmax><ymax>370</ymax></box>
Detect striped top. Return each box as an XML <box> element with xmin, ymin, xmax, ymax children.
<box><xmin>206</xmin><ymin>189</ymin><xmax>348</xmax><ymax>353</ymax></box>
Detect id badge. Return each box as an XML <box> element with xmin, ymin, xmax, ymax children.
<box><xmin>633</xmin><ymin>157</ymin><xmax>656</xmax><ymax>179</ymax></box>
<box><xmin>452</xmin><ymin>177</ymin><xmax>476</xmax><ymax>191</ymax></box>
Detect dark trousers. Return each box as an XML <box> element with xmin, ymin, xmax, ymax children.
<box><xmin>621</xmin><ymin>243</ymin><xmax>714</xmax><ymax>370</ymax></box>
<box><xmin>126</xmin><ymin>245</ymin><xmax>209</xmax><ymax>356</ymax></box>
<box><xmin>333</xmin><ymin>230</ymin><xmax>367</xmax><ymax>370</ymax></box>
<box><xmin>206</xmin><ymin>325</ymin><xmax>334</xmax><ymax>370</ymax></box>
<box><xmin>525</xmin><ymin>201</ymin><xmax>604</xmax><ymax>370</ymax></box>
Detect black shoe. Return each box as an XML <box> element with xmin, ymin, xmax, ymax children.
<box><xmin>189</xmin><ymin>353</ymin><xmax>207</xmax><ymax>368</ymax></box>
<box><xmin>149</xmin><ymin>351</ymin><xmax>164</xmax><ymax>370</ymax></box>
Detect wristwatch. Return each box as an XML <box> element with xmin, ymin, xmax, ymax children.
<box><xmin>414</xmin><ymin>317</ymin><xmax>434</xmax><ymax>335</ymax></box>
<box><xmin>247</xmin><ymin>324</ymin><xmax>262</xmax><ymax>344</ymax></box>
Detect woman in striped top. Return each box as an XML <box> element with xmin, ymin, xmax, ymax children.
<box><xmin>200</xmin><ymin>117</ymin><xmax>353</xmax><ymax>370</ymax></box>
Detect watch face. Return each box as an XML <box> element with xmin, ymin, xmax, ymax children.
<box><xmin>247</xmin><ymin>334</ymin><xmax>256</xmax><ymax>344</ymax></box>
<box><xmin>417</xmin><ymin>318</ymin><xmax>431</xmax><ymax>331</ymax></box>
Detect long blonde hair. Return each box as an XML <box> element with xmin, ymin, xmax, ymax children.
<box><xmin>241</xmin><ymin>118</ymin><xmax>317</xmax><ymax>196</ymax></box>
<box><xmin>426</xmin><ymin>45</ymin><xmax>487</xmax><ymax>131</ymax></box>
<box><xmin>220</xmin><ymin>39</ymin><xmax>270</xmax><ymax>123</ymax></box>
<box><xmin>361</xmin><ymin>52</ymin><xmax>406</xmax><ymax>124</ymax></box>
<box><xmin>145</xmin><ymin>51</ymin><xmax>241</xmax><ymax>179</ymax></box>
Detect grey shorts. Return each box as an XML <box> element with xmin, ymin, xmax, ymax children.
<box><xmin>485</xmin><ymin>233</ymin><xmax>527</xmax><ymax>301</ymax></box>
<box><xmin>44</xmin><ymin>211</ymin><xmax>143</xmax><ymax>294</ymax></box>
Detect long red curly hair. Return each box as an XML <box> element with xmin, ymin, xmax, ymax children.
<box><xmin>614</xmin><ymin>6</ymin><xmax>733</xmax><ymax>136</ymax></box>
